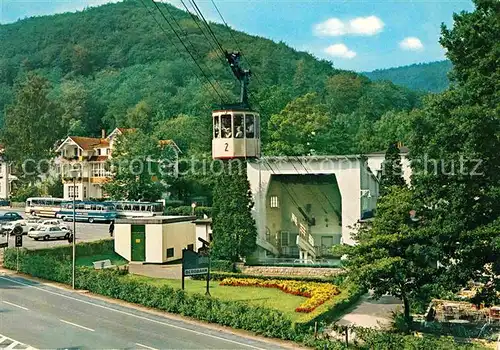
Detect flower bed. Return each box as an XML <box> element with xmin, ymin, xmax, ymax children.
<box><xmin>219</xmin><ymin>277</ymin><xmax>341</xmax><ymax>313</ymax></box>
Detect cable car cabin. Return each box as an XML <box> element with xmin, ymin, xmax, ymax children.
<box><xmin>212</xmin><ymin>109</ymin><xmax>260</xmax><ymax>159</ymax></box>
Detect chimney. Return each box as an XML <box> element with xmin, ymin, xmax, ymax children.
<box><xmin>101</xmin><ymin>129</ymin><xmax>106</xmax><ymax>139</ymax></box>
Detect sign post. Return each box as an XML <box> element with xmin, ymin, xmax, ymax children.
<box><xmin>181</xmin><ymin>240</ymin><xmax>211</xmax><ymax>295</ymax></box>
<box><xmin>14</xmin><ymin>227</ymin><xmax>22</xmax><ymax>273</ymax></box>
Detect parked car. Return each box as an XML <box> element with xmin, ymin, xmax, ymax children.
<box><xmin>28</xmin><ymin>225</ymin><xmax>71</xmax><ymax>241</ymax></box>
<box><xmin>0</xmin><ymin>199</ymin><xmax>10</xmax><ymax>207</ymax></box>
<box><xmin>37</xmin><ymin>219</ymin><xmax>70</xmax><ymax>231</ymax></box>
<box><xmin>1</xmin><ymin>218</ymin><xmax>42</xmax><ymax>235</ymax></box>
<box><xmin>0</xmin><ymin>212</ymin><xmax>23</xmax><ymax>222</ymax></box>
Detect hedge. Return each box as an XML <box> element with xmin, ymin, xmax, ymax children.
<box><xmin>3</xmin><ymin>247</ymin><xmax>485</xmax><ymax>350</ymax></box>
<box><xmin>164</xmin><ymin>206</ymin><xmax>212</xmax><ymax>218</ymax></box>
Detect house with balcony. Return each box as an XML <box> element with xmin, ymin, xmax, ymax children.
<box><xmin>56</xmin><ymin>128</ymin><xmax>179</xmax><ymax>200</ymax></box>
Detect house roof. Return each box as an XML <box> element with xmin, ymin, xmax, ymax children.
<box><xmin>70</xmin><ymin>136</ymin><xmax>109</xmax><ymax>151</ymax></box>
<box><xmin>56</xmin><ymin>136</ymin><xmax>109</xmax><ymax>152</ymax></box>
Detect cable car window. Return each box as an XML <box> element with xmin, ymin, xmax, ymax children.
<box><xmin>245</xmin><ymin>115</ymin><xmax>255</xmax><ymax>138</ymax></box>
<box><xmin>233</xmin><ymin>114</ymin><xmax>244</xmax><ymax>138</ymax></box>
<box><xmin>213</xmin><ymin>115</ymin><xmax>220</xmax><ymax>138</ymax></box>
<box><xmin>221</xmin><ymin>114</ymin><xmax>232</xmax><ymax>138</ymax></box>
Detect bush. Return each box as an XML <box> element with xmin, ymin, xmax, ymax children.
<box><xmin>210</xmin><ymin>260</ymin><xmax>238</xmax><ymax>272</ymax></box>
<box><xmin>164</xmin><ymin>206</ymin><xmax>212</xmax><ymax>218</ymax></box>
<box><xmin>4</xmin><ymin>246</ymin><xmax>482</xmax><ymax>350</ymax></box>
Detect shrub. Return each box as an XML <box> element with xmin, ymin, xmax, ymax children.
<box><xmin>164</xmin><ymin>206</ymin><xmax>211</xmax><ymax>218</ymax></box>
<box><xmin>210</xmin><ymin>260</ymin><xmax>238</xmax><ymax>272</ymax></box>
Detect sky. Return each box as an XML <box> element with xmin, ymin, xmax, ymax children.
<box><xmin>0</xmin><ymin>0</ymin><xmax>474</xmax><ymax>72</ymax></box>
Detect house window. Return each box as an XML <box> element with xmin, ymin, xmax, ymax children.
<box><xmin>0</xmin><ymin>163</ymin><xmax>3</xmax><ymax>173</ymax></box>
<box><xmin>106</xmin><ymin>148</ymin><xmax>110</xmax><ymax>155</ymax></box>
<box><xmin>187</xmin><ymin>244</ymin><xmax>194</xmax><ymax>251</ymax></box>
<box><xmin>97</xmin><ymin>149</ymin><xmax>101</xmax><ymax>156</ymax></box>
<box><xmin>270</xmin><ymin>195</ymin><xmax>279</xmax><ymax>208</ymax></box>
<box><xmin>280</xmin><ymin>231</ymin><xmax>289</xmax><ymax>247</ymax></box>
<box><xmin>92</xmin><ymin>163</ymin><xmax>108</xmax><ymax>177</ymax></box>
<box><xmin>68</xmin><ymin>186</ymin><xmax>79</xmax><ymax>199</ymax></box>
<box><xmin>166</xmin><ymin>248</ymin><xmax>174</xmax><ymax>258</ymax></box>
<box><xmin>83</xmin><ymin>187</ymin><xmax>87</xmax><ymax>199</ymax></box>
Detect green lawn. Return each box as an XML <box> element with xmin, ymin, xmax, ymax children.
<box><xmin>128</xmin><ymin>275</ymin><xmax>309</xmax><ymax>321</ymax></box>
<box><xmin>76</xmin><ymin>253</ymin><xmax>128</xmax><ymax>267</ymax></box>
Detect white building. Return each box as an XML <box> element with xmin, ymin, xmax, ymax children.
<box><xmin>0</xmin><ymin>146</ymin><xmax>14</xmax><ymax>199</ymax></box>
<box><xmin>366</xmin><ymin>146</ymin><xmax>412</xmax><ymax>185</ymax></box>
<box><xmin>56</xmin><ymin>128</ymin><xmax>179</xmax><ymax>200</ymax></box>
<box><xmin>247</xmin><ymin>156</ymin><xmax>378</xmax><ymax>260</ymax></box>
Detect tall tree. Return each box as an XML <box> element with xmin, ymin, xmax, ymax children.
<box><xmin>212</xmin><ymin>161</ymin><xmax>257</xmax><ymax>262</ymax></box>
<box><xmin>379</xmin><ymin>143</ymin><xmax>406</xmax><ymax>197</ymax></box>
<box><xmin>410</xmin><ymin>0</ymin><xmax>500</xmax><ymax>295</ymax></box>
<box><xmin>344</xmin><ymin>186</ymin><xmax>440</xmax><ymax>330</ymax></box>
<box><xmin>103</xmin><ymin>130</ymin><xmax>176</xmax><ymax>201</ymax></box>
<box><xmin>1</xmin><ymin>74</ymin><xmax>63</xmax><ymax>178</ymax></box>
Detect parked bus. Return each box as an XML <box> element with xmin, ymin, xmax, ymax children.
<box><xmin>25</xmin><ymin>197</ymin><xmax>65</xmax><ymax>217</ymax></box>
<box><xmin>56</xmin><ymin>201</ymin><xmax>117</xmax><ymax>223</ymax></box>
<box><xmin>110</xmin><ymin>201</ymin><xmax>163</xmax><ymax>218</ymax></box>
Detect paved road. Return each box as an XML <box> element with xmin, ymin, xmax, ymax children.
<box><xmin>0</xmin><ymin>274</ymin><xmax>287</xmax><ymax>350</ymax></box>
<box><xmin>0</xmin><ymin>208</ymin><xmax>109</xmax><ymax>250</ymax></box>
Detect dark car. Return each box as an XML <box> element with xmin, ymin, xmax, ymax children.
<box><xmin>0</xmin><ymin>212</ymin><xmax>23</xmax><ymax>222</ymax></box>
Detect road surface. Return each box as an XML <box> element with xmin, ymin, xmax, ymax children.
<box><xmin>0</xmin><ymin>273</ymin><xmax>288</xmax><ymax>350</ymax></box>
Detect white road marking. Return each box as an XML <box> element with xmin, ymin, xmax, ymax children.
<box><xmin>0</xmin><ymin>333</ymin><xmax>38</xmax><ymax>350</ymax></box>
<box><xmin>59</xmin><ymin>319</ymin><xmax>95</xmax><ymax>332</ymax></box>
<box><xmin>3</xmin><ymin>300</ymin><xmax>29</xmax><ymax>311</ymax></box>
<box><xmin>5</xmin><ymin>340</ymin><xmax>19</xmax><ymax>349</ymax></box>
<box><xmin>0</xmin><ymin>276</ymin><xmax>266</xmax><ymax>350</ymax></box>
<box><xmin>135</xmin><ymin>343</ymin><xmax>158</xmax><ymax>350</ymax></box>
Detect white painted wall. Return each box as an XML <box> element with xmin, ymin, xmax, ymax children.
<box><xmin>367</xmin><ymin>153</ymin><xmax>412</xmax><ymax>185</ymax></box>
<box><xmin>195</xmin><ymin>223</ymin><xmax>212</xmax><ymax>251</ymax></box>
<box><xmin>163</xmin><ymin>221</ymin><xmax>196</xmax><ymax>262</ymax></box>
<box><xmin>145</xmin><ymin>224</ymin><xmax>163</xmax><ymax>263</ymax></box>
<box><xmin>247</xmin><ymin>156</ymin><xmax>370</xmax><ymax>248</ymax></box>
<box><xmin>114</xmin><ymin>224</ymin><xmax>131</xmax><ymax>261</ymax></box>
<box><xmin>0</xmin><ymin>161</ymin><xmax>9</xmax><ymax>199</ymax></box>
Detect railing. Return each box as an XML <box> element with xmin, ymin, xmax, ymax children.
<box><xmin>246</xmin><ymin>257</ymin><xmax>341</xmax><ymax>267</ymax></box>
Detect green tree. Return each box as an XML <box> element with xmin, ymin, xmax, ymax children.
<box><xmin>344</xmin><ymin>186</ymin><xmax>440</xmax><ymax>330</ymax></box>
<box><xmin>212</xmin><ymin>161</ymin><xmax>257</xmax><ymax>262</ymax></box>
<box><xmin>379</xmin><ymin>143</ymin><xmax>406</xmax><ymax>197</ymax></box>
<box><xmin>126</xmin><ymin>100</ymin><xmax>153</xmax><ymax>131</ymax></box>
<box><xmin>103</xmin><ymin>130</ymin><xmax>176</xmax><ymax>201</ymax></box>
<box><xmin>1</xmin><ymin>74</ymin><xmax>63</xmax><ymax>177</ymax></box>
<box><xmin>410</xmin><ymin>0</ymin><xmax>500</xmax><ymax>294</ymax></box>
<box><xmin>266</xmin><ymin>93</ymin><xmax>331</xmax><ymax>156</ymax></box>
<box><xmin>41</xmin><ymin>175</ymin><xmax>64</xmax><ymax>198</ymax></box>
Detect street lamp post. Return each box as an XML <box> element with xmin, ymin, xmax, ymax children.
<box><xmin>69</xmin><ymin>168</ymin><xmax>79</xmax><ymax>290</ymax></box>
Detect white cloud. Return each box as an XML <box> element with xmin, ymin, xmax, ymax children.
<box><xmin>314</xmin><ymin>16</ymin><xmax>384</xmax><ymax>37</ymax></box>
<box><xmin>399</xmin><ymin>37</ymin><xmax>424</xmax><ymax>51</ymax></box>
<box><xmin>324</xmin><ymin>44</ymin><xmax>357</xmax><ymax>59</ymax></box>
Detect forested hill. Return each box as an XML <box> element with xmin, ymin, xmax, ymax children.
<box><xmin>363</xmin><ymin>60</ymin><xmax>453</xmax><ymax>92</ymax></box>
<box><xmin>0</xmin><ymin>0</ymin><xmax>422</xmax><ymax>157</ymax></box>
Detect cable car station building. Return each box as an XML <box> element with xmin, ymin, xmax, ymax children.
<box><xmin>247</xmin><ymin>156</ymin><xmax>378</xmax><ymax>261</ymax></box>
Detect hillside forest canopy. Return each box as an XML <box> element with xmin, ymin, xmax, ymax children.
<box><xmin>0</xmin><ymin>0</ymin><xmax>427</xmax><ymax>162</ymax></box>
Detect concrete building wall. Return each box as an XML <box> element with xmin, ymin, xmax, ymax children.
<box><xmin>163</xmin><ymin>221</ymin><xmax>196</xmax><ymax>262</ymax></box>
<box><xmin>367</xmin><ymin>153</ymin><xmax>412</xmax><ymax>185</ymax></box>
<box><xmin>195</xmin><ymin>223</ymin><xmax>212</xmax><ymax>252</ymax></box>
<box><xmin>0</xmin><ymin>161</ymin><xmax>9</xmax><ymax>199</ymax></box>
<box><xmin>247</xmin><ymin>156</ymin><xmax>368</xmax><ymax>250</ymax></box>
<box><xmin>146</xmin><ymin>224</ymin><xmax>163</xmax><ymax>263</ymax></box>
<box><xmin>114</xmin><ymin>224</ymin><xmax>132</xmax><ymax>261</ymax></box>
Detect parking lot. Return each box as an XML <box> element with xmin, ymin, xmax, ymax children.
<box><xmin>0</xmin><ymin>208</ymin><xmax>111</xmax><ymax>250</ymax></box>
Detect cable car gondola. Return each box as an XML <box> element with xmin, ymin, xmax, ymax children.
<box><xmin>212</xmin><ymin>52</ymin><xmax>260</xmax><ymax>160</ymax></box>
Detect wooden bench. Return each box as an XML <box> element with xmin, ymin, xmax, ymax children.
<box><xmin>93</xmin><ymin>259</ymin><xmax>115</xmax><ymax>270</ymax></box>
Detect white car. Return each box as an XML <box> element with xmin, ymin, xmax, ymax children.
<box><xmin>28</xmin><ymin>225</ymin><xmax>71</xmax><ymax>241</ymax></box>
<box><xmin>37</xmin><ymin>219</ymin><xmax>70</xmax><ymax>231</ymax></box>
<box><xmin>2</xmin><ymin>219</ymin><xmax>43</xmax><ymax>234</ymax></box>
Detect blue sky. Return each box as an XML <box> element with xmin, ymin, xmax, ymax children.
<box><xmin>0</xmin><ymin>0</ymin><xmax>474</xmax><ymax>72</ymax></box>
